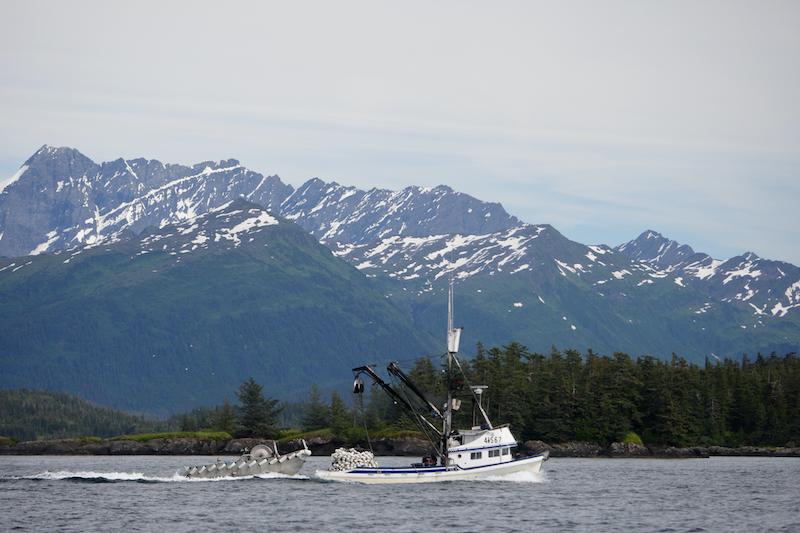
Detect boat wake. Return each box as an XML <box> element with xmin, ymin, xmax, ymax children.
<box><xmin>6</xmin><ymin>470</ymin><xmax>310</xmax><ymax>484</ymax></box>
<box><xmin>483</xmin><ymin>470</ymin><xmax>548</xmax><ymax>483</ymax></box>
<box><xmin>313</xmin><ymin>469</ymin><xmax>548</xmax><ymax>484</ymax></box>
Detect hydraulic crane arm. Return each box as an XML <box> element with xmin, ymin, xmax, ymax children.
<box><xmin>352</xmin><ymin>365</ymin><xmax>442</xmax><ymax>439</ymax></box>
<box><xmin>387</xmin><ymin>361</ymin><xmax>443</xmax><ymax>419</ymax></box>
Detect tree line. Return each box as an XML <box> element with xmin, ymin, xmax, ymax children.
<box><xmin>0</xmin><ymin>388</ymin><xmax>160</xmax><ymax>440</ymax></box>
<box><xmin>176</xmin><ymin>380</ymin><xmax>356</xmax><ymax>440</ymax></box>
<box><xmin>357</xmin><ymin>344</ymin><xmax>799</xmax><ymax>447</ymax></box>
<box><xmin>5</xmin><ymin>346</ymin><xmax>798</xmax><ymax>447</ymax></box>
<box><xmin>194</xmin><ymin>344</ymin><xmax>799</xmax><ymax>448</ymax></box>
<box><xmin>171</xmin><ymin>377</ymin><xmax>283</xmax><ymax>437</ymax></box>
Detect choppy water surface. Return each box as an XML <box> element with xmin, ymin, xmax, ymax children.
<box><xmin>1</xmin><ymin>455</ymin><xmax>798</xmax><ymax>532</ymax></box>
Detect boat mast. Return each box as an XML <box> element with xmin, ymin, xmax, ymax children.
<box><xmin>444</xmin><ymin>276</ymin><xmax>461</xmax><ymax>465</ymax></box>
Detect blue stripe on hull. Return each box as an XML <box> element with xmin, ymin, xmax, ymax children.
<box><xmin>345</xmin><ymin>454</ymin><xmax>544</xmax><ymax>475</ymax></box>
<box><xmin>349</xmin><ymin>468</ymin><xmax>447</xmax><ymax>474</ymax></box>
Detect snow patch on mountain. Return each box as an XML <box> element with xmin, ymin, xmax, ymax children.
<box><xmin>0</xmin><ymin>165</ymin><xmax>28</xmax><ymax>193</ymax></box>
<box><xmin>722</xmin><ymin>260</ymin><xmax>762</xmax><ymax>285</ymax></box>
<box><xmin>684</xmin><ymin>258</ymin><xmax>723</xmax><ymax>280</ymax></box>
<box><xmin>333</xmin><ymin>224</ymin><xmax>549</xmax><ymax>282</ymax></box>
<box><xmin>30</xmin><ymin>230</ymin><xmax>60</xmax><ymax>255</ymax></box>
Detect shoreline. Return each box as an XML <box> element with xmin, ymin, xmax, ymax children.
<box><xmin>521</xmin><ymin>440</ymin><xmax>800</xmax><ymax>458</ymax></box>
<box><xmin>1</xmin><ymin>435</ymin><xmax>798</xmax><ymax>458</ymax></box>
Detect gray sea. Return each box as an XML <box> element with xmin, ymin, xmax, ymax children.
<box><xmin>1</xmin><ymin>455</ymin><xmax>798</xmax><ymax>532</ymax></box>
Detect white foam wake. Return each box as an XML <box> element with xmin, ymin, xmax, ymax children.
<box><xmin>313</xmin><ymin>469</ymin><xmax>547</xmax><ymax>484</ymax></box>
<box><xmin>483</xmin><ymin>470</ymin><xmax>548</xmax><ymax>483</ymax></box>
<box><xmin>12</xmin><ymin>470</ymin><xmax>309</xmax><ymax>483</ymax></box>
<box><xmin>12</xmin><ymin>470</ymin><xmax>172</xmax><ymax>482</ymax></box>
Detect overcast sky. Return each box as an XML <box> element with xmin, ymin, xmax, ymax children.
<box><xmin>1</xmin><ymin>1</ymin><xmax>798</xmax><ymax>262</ymax></box>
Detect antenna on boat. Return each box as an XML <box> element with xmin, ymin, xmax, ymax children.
<box><xmin>470</xmin><ymin>385</ymin><xmax>487</xmax><ymax>427</ymax></box>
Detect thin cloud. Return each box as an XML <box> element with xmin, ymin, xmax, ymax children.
<box><xmin>0</xmin><ymin>0</ymin><xmax>798</xmax><ymax>262</ymax></box>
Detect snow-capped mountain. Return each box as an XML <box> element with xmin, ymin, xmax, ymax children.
<box><xmin>0</xmin><ymin>145</ymin><xmax>291</xmax><ymax>258</ymax></box>
<box><xmin>1</xmin><ymin>145</ymin><xmax>798</xmax><ymax>366</ymax></box>
<box><xmin>0</xmin><ymin>146</ymin><xmax>514</xmax><ymax>258</ymax></box>
<box><xmin>617</xmin><ymin>231</ymin><xmax>800</xmax><ymax>318</ymax></box>
<box><xmin>332</xmin><ymin>222</ymin><xmax>630</xmax><ymax>289</ymax></box>
<box><xmin>280</xmin><ymin>177</ymin><xmax>519</xmax><ymax>246</ymax></box>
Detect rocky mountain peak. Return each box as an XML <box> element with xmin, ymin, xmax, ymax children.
<box><xmin>29</xmin><ymin>144</ymin><xmax>87</xmax><ymax>161</ymax></box>
<box><xmin>0</xmin><ymin>146</ymin><xmax>295</xmax><ymax>258</ymax></box>
<box><xmin>617</xmin><ymin>230</ymin><xmax>697</xmax><ymax>270</ymax></box>
<box><xmin>281</xmin><ymin>177</ymin><xmax>520</xmax><ymax>246</ymax></box>
<box><xmin>20</xmin><ymin>145</ymin><xmax>97</xmax><ymax>183</ymax></box>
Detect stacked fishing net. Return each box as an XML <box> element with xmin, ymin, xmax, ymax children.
<box><xmin>329</xmin><ymin>447</ymin><xmax>379</xmax><ymax>471</ymax></box>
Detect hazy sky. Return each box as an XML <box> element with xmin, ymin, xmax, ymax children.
<box><xmin>1</xmin><ymin>1</ymin><xmax>798</xmax><ymax>262</ymax></box>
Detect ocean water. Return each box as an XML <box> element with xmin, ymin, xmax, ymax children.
<box><xmin>1</xmin><ymin>455</ymin><xmax>798</xmax><ymax>532</ymax></box>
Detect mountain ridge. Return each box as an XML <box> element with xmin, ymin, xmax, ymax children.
<box><xmin>616</xmin><ymin>230</ymin><xmax>800</xmax><ymax>318</ymax></box>
<box><xmin>3</xmin><ymin>146</ymin><xmax>791</xmax><ymax>267</ymax></box>
<box><xmin>3</xmin><ymin>145</ymin><xmax>799</xmax><ymax>326</ymax></box>
<box><xmin>0</xmin><ymin>145</ymin><xmax>797</xmax><ymax>406</ymax></box>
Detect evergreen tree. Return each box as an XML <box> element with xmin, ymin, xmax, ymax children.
<box><xmin>179</xmin><ymin>413</ymin><xmax>197</xmax><ymax>432</ymax></box>
<box><xmin>408</xmin><ymin>357</ymin><xmax>443</xmax><ymax>397</ymax></box>
<box><xmin>329</xmin><ymin>391</ymin><xmax>351</xmax><ymax>437</ymax></box>
<box><xmin>235</xmin><ymin>377</ymin><xmax>282</xmax><ymax>437</ymax></box>
<box><xmin>302</xmin><ymin>385</ymin><xmax>330</xmax><ymax>431</ymax></box>
<box><xmin>364</xmin><ymin>384</ymin><xmax>394</xmax><ymax>430</ymax></box>
<box><xmin>210</xmin><ymin>400</ymin><xmax>238</xmax><ymax>434</ymax></box>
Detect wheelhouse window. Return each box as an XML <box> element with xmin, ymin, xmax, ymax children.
<box><xmin>488</xmin><ymin>449</ymin><xmax>500</xmax><ymax>458</ymax></box>
<box><xmin>502</xmin><ymin>448</ymin><xmax>510</xmax><ymax>455</ymax></box>
<box><xmin>470</xmin><ymin>451</ymin><xmax>482</xmax><ymax>460</ymax></box>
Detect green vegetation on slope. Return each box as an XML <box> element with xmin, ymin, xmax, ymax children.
<box><xmin>0</xmin><ymin>389</ymin><xmax>161</xmax><ymax>440</ymax></box>
<box><xmin>110</xmin><ymin>431</ymin><xmax>232</xmax><ymax>442</ymax></box>
<box><xmin>383</xmin><ymin>270</ymin><xmax>800</xmax><ymax>366</ymax></box>
<box><xmin>0</xmin><ymin>202</ymin><xmax>436</xmax><ymax>414</ymax></box>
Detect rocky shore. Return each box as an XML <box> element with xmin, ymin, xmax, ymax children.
<box><xmin>0</xmin><ymin>435</ymin><xmax>434</xmax><ymax>456</ymax></box>
<box><xmin>521</xmin><ymin>440</ymin><xmax>800</xmax><ymax>458</ymax></box>
<box><xmin>1</xmin><ymin>435</ymin><xmax>798</xmax><ymax>457</ymax></box>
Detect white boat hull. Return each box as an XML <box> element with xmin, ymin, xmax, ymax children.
<box><xmin>317</xmin><ymin>454</ymin><xmax>545</xmax><ymax>484</ymax></box>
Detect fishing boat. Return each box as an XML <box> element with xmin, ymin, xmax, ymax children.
<box><xmin>181</xmin><ymin>440</ymin><xmax>310</xmax><ymax>479</ymax></box>
<box><xmin>318</xmin><ymin>281</ymin><xmax>547</xmax><ymax>484</ymax></box>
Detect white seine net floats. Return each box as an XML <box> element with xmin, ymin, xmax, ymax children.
<box><xmin>329</xmin><ymin>448</ymin><xmax>379</xmax><ymax>471</ymax></box>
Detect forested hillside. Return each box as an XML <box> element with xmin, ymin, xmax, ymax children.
<box><xmin>361</xmin><ymin>346</ymin><xmax>800</xmax><ymax>447</ymax></box>
<box><xmin>0</xmin><ymin>389</ymin><xmax>160</xmax><ymax>440</ymax></box>
<box><xmin>0</xmin><ymin>200</ymin><xmax>434</xmax><ymax>413</ymax></box>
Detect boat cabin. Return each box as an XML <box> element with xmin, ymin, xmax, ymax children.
<box><xmin>446</xmin><ymin>426</ymin><xmax>517</xmax><ymax>469</ymax></box>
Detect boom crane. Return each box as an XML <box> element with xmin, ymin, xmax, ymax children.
<box><xmin>352</xmin><ymin>365</ymin><xmax>443</xmax><ymax>446</ymax></box>
<box><xmin>387</xmin><ymin>361</ymin><xmax>443</xmax><ymax>419</ymax></box>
